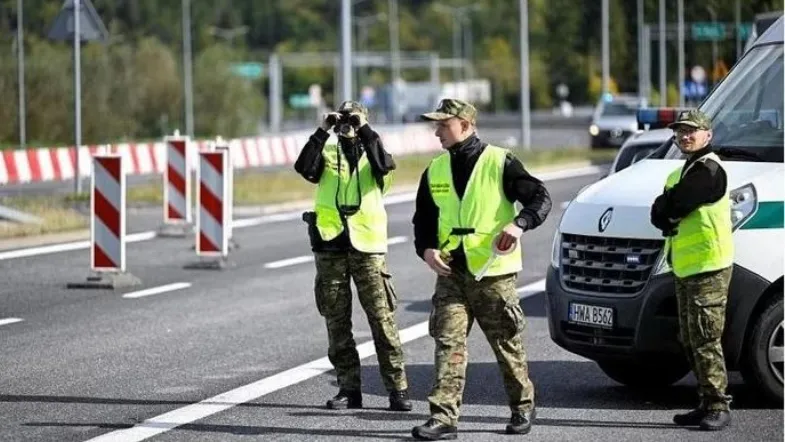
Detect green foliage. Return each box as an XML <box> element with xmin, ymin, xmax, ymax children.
<box><xmin>0</xmin><ymin>0</ymin><xmax>781</xmax><ymax>146</ymax></box>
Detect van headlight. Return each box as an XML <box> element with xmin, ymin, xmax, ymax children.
<box><xmin>653</xmin><ymin>183</ymin><xmax>757</xmax><ymax>275</ymax></box>
<box><xmin>589</xmin><ymin>125</ymin><xmax>600</xmax><ymax>136</ymax></box>
<box><xmin>730</xmin><ymin>183</ymin><xmax>757</xmax><ymax>230</ymax></box>
<box><xmin>551</xmin><ymin>229</ymin><xmax>561</xmax><ymax>268</ymax></box>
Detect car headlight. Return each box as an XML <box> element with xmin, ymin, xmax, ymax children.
<box><xmin>551</xmin><ymin>229</ymin><xmax>561</xmax><ymax>268</ymax></box>
<box><xmin>730</xmin><ymin>183</ymin><xmax>757</xmax><ymax>230</ymax></box>
<box><xmin>653</xmin><ymin>183</ymin><xmax>757</xmax><ymax>275</ymax></box>
<box><xmin>589</xmin><ymin>125</ymin><xmax>600</xmax><ymax>136</ymax></box>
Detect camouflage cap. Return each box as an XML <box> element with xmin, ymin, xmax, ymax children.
<box><xmin>337</xmin><ymin>100</ymin><xmax>368</xmax><ymax>117</ymax></box>
<box><xmin>668</xmin><ymin>109</ymin><xmax>712</xmax><ymax>130</ymax></box>
<box><xmin>420</xmin><ymin>98</ymin><xmax>477</xmax><ymax>124</ymax></box>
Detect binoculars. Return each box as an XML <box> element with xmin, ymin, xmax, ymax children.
<box><xmin>326</xmin><ymin>112</ymin><xmax>362</xmax><ymax>128</ymax></box>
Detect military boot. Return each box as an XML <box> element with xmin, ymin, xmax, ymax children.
<box><xmin>388</xmin><ymin>389</ymin><xmax>413</xmax><ymax>411</ymax></box>
<box><xmin>699</xmin><ymin>410</ymin><xmax>731</xmax><ymax>431</ymax></box>
<box><xmin>506</xmin><ymin>409</ymin><xmax>536</xmax><ymax>434</ymax></box>
<box><xmin>326</xmin><ymin>390</ymin><xmax>362</xmax><ymax>410</ymax></box>
<box><xmin>412</xmin><ymin>418</ymin><xmax>458</xmax><ymax>440</ymax></box>
<box><xmin>673</xmin><ymin>408</ymin><xmax>706</xmax><ymax>426</ymax></box>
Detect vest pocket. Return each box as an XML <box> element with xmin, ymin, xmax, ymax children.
<box><xmin>381</xmin><ymin>270</ymin><xmax>397</xmax><ymax>311</ymax></box>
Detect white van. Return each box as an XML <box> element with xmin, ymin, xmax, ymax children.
<box><xmin>545</xmin><ymin>16</ymin><xmax>784</xmax><ymax>401</ymax></box>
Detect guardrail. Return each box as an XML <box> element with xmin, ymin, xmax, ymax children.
<box><xmin>0</xmin><ymin>124</ymin><xmax>441</xmax><ymax>186</ymax></box>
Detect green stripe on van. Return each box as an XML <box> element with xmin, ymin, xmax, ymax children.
<box><xmin>741</xmin><ymin>201</ymin><xmax>784</xmax><ymax>229</ymax></box>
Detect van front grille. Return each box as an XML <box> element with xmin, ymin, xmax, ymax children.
<box><xmin>559</xmin><ymin>233</ymin><xmax>664</xmax><ymax>295</ymax></box>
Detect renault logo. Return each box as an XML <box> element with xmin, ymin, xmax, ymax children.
<box><xmin>598</xmin><ymin>207</ymin><xmax>613</xmax><ymax>232</ymax></box>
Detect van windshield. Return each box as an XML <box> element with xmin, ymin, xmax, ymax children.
<box><xmin>665</xmin><ymin>43</ymin><xmax>784</xmax><ymax>163</ymax></box>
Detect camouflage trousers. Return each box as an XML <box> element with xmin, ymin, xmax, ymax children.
<box><xmin>314</xmin><ymin>251</ymin><xmax>408</xmax><ymax>393</ymax></box>
<box><xmin>427</xmin><ymin>267</ymin><xmax>534</xmax><ymax>426</ymax></box>
<box><xmin>674</xmin><ymin>266</ymin><xmax>733</xmax><ymax>411</ymax></box>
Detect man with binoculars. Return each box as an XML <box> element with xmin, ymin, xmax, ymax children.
<box><xmin>294</xmin><ymin>100</ymin><xmax>412</xmax><ymax>412</ymax></box>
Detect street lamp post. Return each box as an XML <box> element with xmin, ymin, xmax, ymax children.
<box><xmin>16</xmin><ymin>0</ymin><xmax>25</xmax><ymax>149</ymax></box>
<box><xmin>434</xmin><ymin>3</ymin><xmax>482</xmax><ymax>82</ymax></box>
<box><xmin>355</xmin><ymin>13</ymin><xmax>386</xmax><ymax>93</ymax></box>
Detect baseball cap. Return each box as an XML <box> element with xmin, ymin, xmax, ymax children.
<box><xmin>668</xmin><ymin>109</ymin><xmax>712</xmax><ymax>130</ymax></box>
<box><xmin>337</xmin><ymin>100</ymin><xmax>368</xmax><ymax>117</ymax></box>
<box><xmin>420</xmin><ymin>98</ymin><xmax>477</xmax><ymax>124</ymax></box>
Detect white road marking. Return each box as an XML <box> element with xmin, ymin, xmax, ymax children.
<box><xmin>264</xmin><ymin>255</ymin><xmax>314</xmax><ymax>269</ymax></box>
<box><xmin>0</xmin><ymin>165</ymin><xmax>602</xmax><ymax>262</ymax></box>
<box><xmin>0</xmin><ymin>317</ymin><xmax>24</xmax><ymax>327</ymax></box>
<box><xmin>85</xmin><ymin>278</ymin><xmax>547</xmax><ymax>442</ymax></box>
<box><xmin>122</xmin><ymin>282</ymin><xmax>192</xmax><ymax>299</ymax></box>
<box><xmin>264</xmin><ymin>236</ymin><xmax>410</xmax><ymax>269</ymax></box>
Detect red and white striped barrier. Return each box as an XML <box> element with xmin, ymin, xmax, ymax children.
<box><xmin>67</xmin><ymin>154</ymin><xmax>141</xmax><ymax>289</ymax></box>
<box><xmin>0</xmin><ymin>125</ymin><xmax>442</xmax><ymax>185</ymax></box>
<box><xmin>158</xmin><ymin>132</ymin><xmax>194</xmax><ymax>237</ymax></box>
<box><xmin>185</xmin><ymin>148</ymin><xmax>231</xmax><ymax>269</ymax></box>
<box><xmin>163</xmin><ymin>132</ymin><xmax>192</xmax><ymax>224</ymax></box>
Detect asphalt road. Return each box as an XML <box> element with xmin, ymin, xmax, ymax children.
<box><xmin>0</xmin><ymin>166</ymin><xmax>780</xmax><ymax>442</ymax></box>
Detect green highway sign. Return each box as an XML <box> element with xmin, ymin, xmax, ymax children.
<box><xmin>230</xmin><ymin>62</ymin><xmax>264</xmax><ymax>79</ymax></box>
<box><xmin>289</xmin><ymin>94</ymin><xmax>313</xmax><ymax>108</ymax></box>
<box><xmin>691</xmin><ymin>22</ymin><xmax>752</xmax><ymax>41</ymax></box>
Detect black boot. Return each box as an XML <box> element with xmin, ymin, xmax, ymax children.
<box><xmin>506</xmin><ymin>409</ymin><xmax>536</xmax><ymax>434</ymax></box>
<box><xmin>389</xmin><ymin>389</ymin><xmax>413</xmax><ymax>411</ymax></box>
<box><xmin>326</xmin><ymin>390</ymin><xmax>362</xmax><ymax>410</ymax></box>
<box><xmin>412</xmin><ymin>418</ymin><xmax>458</xmax><ymax>440</ymax></box>
<box><xmin>673</xmin><ymin>408</ymin><xmax>706</xmax><ymax>426</ymax></box>
<box><xmin>699</xmin><ymin>410</ymin><xmax>731</xmax><ymax>431</ymax></box>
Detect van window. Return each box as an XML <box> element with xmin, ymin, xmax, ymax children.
<box><xmin>666</xmin><ymin>44</ymin><xmax>784</xmax><ymax>163</ymax></box>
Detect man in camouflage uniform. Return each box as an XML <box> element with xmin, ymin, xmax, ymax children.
<box><xmin>294</xmin><ymin>100</ymin><xmax>411</xmax><ymax>412</ymax></box>
<box><xmin>651</xmin><ymin>109</ymin><xmax>734</xmax><ymax>431</ymax></box>
<box><xmin>411</xmin><ymin>99</ymin><xmax>552</xmax><ymax>440</ymax></box>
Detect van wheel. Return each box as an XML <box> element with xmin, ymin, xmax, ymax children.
<box><xmin>741</xmin><ymin>295</ymin><xmax>784</xmax><ymax>403</ymax></box>
<box><xmin>597</xmin><ymin>359</ymin><xmax>689</xmax><ymax>388</ymax></box>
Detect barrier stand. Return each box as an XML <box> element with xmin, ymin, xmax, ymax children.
<box><xmin>158</xmin><ymin>130</ymin><xmax>193</xmax><ymax>237</ymax></box>
<box><xmin>67</xmin><ymin>154</ymin><xmax>142</xmax><ymax>289</ymax></box>
<box><xmin>184</xmin><ymin>147</ymin><xmax>232</xmax><ymax>270</ymax></box>
<box><xmin>214</xmin><ymin>137</ymin><xmax>239</xmax><ymax>251</ymax></box>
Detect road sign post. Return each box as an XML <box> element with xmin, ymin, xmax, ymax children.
<box><xmin>47</xmin><ymin>0</ymin><xmax>109</xmax><ymax>194</ymax></box>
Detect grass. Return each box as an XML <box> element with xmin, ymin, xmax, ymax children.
<box><xmin>0</xmin><ymin>196</ymin><xmax>87</xmax><ymax>239</ymax></box>
<box><xmin>0</xmin><ymin>147</ymin><xmax>617</xmax><ymax>241</ymax></box>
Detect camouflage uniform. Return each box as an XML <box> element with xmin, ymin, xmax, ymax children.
<box><xmin>674</xmin><ymin>267</ymin><xmax>733</xmax><ymax>411</ymax></box>
<box><xmin>314</xmin><ymin>250</ymin><xmax>408</xmax><ymax>393</ymax></box>
<box><xmin>427</xmin><ymin>262</ymin><xmax>534</xmax><ymax>426</ymax></box>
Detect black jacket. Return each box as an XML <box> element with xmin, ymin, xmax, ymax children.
<box><xmin>294</xmin><ymin>125</ymin><xmax>395</xmax><ymax>252</ymax></box>
<box><xmin>650</xmin><ymin>145</ymin><xmax>727</xmax><ymax>235</ymax></box>
<box><xmin>411</xmin><ymin>134</ymin><xmax>553</xmax><ymax>260</ymax></box>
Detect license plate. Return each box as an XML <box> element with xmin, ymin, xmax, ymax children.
<box><xmin>569</xmin><ymin>303</ymin><xmax>614</xmax><ymax>328</ymax></box>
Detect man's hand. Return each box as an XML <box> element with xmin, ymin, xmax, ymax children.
<box><xmin>321</xmin><ymin>112</ymin><xmax>341</xmax><ymax>131</ymax></box>
<box><xmin>496</xmin><ymin>223</ymin><xmax>523</xmax><ymax>252</ymax></box>
<box><xmin>424</xmin><ymin>249</ymin><xmax>452</xmax><ymax>277</ymax></box>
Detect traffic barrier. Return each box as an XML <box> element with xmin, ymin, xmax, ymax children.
<box><xmin>214</xmin><ymin>137</ymin><xmax>238</xmax><ymax>251</ymax></box>
<box><xmin>158</xmin><ymin>131</ymin><xmax>193</xmax><ymax>237</ymax></box>
<box><xmin>67</xmin><ymin>154</ymin><xmax>141</xmax><ymax>289</ymax></box>
<box><xmin>184</xmin><ymin>147</ymin><xmax>232</xmax><ymax>270</ymax></box>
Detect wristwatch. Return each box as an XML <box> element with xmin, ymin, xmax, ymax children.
<box><xmin>514</xmin><ymin>217</ymin><xmax>527</xmax><ymax>230</ymax></box>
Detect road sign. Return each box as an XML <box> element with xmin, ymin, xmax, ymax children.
<box><xmin>692</xmin><ymin>22</ymin><xmax>726</xmax><ymax>41</ymax></box>
<box><xmin>690</xmin><ymin>65</ymin><xmax>706</xmax><ymax>83</ymax></box>
<box><xmin>47</xmin><ymin>0</ymin><xmax>109</xmax><ymax>42</ymax></box>
<box><xmin>230</xmin><ymin>62</ymin><xmax>264</xmax><ymax>79</ymax></box>
<box><xmin>289</xmin><ymin>94</ymin><xmax>312</xmax><ymax>108</ymax></box>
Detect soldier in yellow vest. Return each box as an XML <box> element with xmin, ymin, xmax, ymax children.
<box><xmin>411</xmin><ymin>99</ymin><xmax>552</xmax><ymax>440</ymax></box>
<box><xmin>294</xmin><ymin>100</ymin><xmax>411</xmax><ymax>412</ymax></box>
<box><xmin>650</xmin><ymin>109</ymin><xmax>734</xmax><ymax>431</ymax></box>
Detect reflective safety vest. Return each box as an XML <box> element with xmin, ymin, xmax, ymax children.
<box><xmin>664</xmin><ymin>152</ymin><xmax>734</xmax><ymax>278</ymax></box>
<box><xmin>428</xmin><ymin>145</ymin><xmax>522</xmax><ymax>277</ymax></box>
<box><xmin>314</xmin><ymin>144</ymin><xmax>391</xmax><ymax>253</ymax></box>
